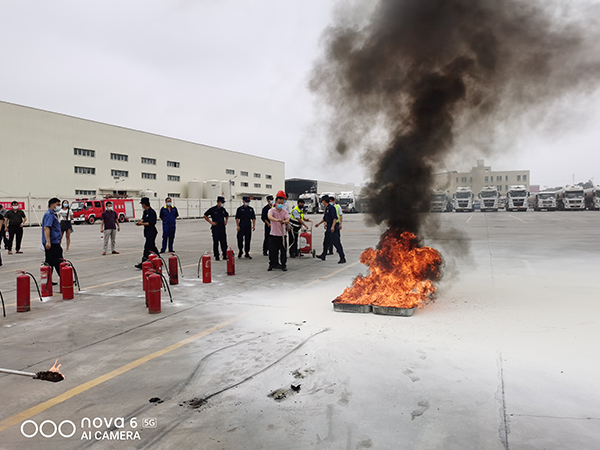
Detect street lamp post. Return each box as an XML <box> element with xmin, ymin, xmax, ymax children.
<box><xmin>229</xmin><ymin>175</ymin><xmax>238</xmax><ymax>201</ymax></box>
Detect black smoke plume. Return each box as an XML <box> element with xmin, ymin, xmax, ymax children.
<box><xmin>310</xmin><ymin>0</ymin><xmax>600</xmax><ymax>236</ymax></box>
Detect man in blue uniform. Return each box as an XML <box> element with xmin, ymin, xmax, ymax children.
<box><xmin>42</xmin><ymin>197</ymin><xmax>63</xmax><ymax>282</ymax></box>
<box><xmin>315</xmin><ymin>195</ymin><xmax>346</xmax><ymax>264</ymax></box>
<box><xmin>159</xmin><ymin>197</ymin><xmax>179</xmax><ymax>253</ymax></box>
<box><xmin>235</xmin><ymin>196</ymin><xmax>256</xmax><ymax>259</ymax></box>
<box><xmin>203</xmin><ymin>196</ymin><xmax>229</xmax><ymax>261</ymax></box>
<box><xmin>135</xmin><ymin>197</ymin><xmax>159</xmax><ymax>269</ymax></box>
<box><xmin>261</xmin><ymin>195</ymin><xmax>274</xmax><ymax>256</ymax></box>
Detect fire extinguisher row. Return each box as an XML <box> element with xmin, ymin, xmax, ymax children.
<box><xmin>141</xmin><ymin>252</ymin><xmax>176</xmax><ymax>314</ymax></box>
<box><xmin>197</xmin><ymin>246</ymin><xmax>236</xmax><ymax>284</ymax></box>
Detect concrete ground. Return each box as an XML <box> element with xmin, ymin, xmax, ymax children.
<box><xmin>0</xmin><ymin>211</ymin><xmax>598</xmax><ymax>450</ymax></box>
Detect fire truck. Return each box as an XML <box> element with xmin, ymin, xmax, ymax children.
<box><xmin>506</xmin><ymin>185</ymin><xmax>529</xmax><ymax>212</ymax></box>
<box><xmin>71</xmin><ymin>198</ymin><xmax>135</xmax><ymax>224</ymax></box>
<box><xmin>584</xmin><ymin>186</ymin><xmax>600</xmax><ymax>210</ymax></box>
<box><xmin>557</xmin><ymin>186</ymin><xmax>585</xmax><ymax>211</ymax></box>
<box><xmin>453</xmin><ymin>187</ymin><xmax>474</xmax><ymax>212</ymax></box>
<box><xmin>533</xmin><ymin>191</ymin><xmax>557</xmax><ymax>211</ymax></box>
<box><xmin>429</xmin><ymin>189</ymin><xmax>452</xmax><ymax>212</ymax></box>
<box><xmin>478</xmin><ymin>186</ymin><xmax>500</xmax><ymax>212</ymax></box>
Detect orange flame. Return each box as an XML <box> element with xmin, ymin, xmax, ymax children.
<box><xmin>49</xmin><ymin>359</ymin><xmax>63</xmax><ymax>375</ymax></box>
<box><xmin>334</xmin><ymin>230</ymin><xmax>442</xmax><ymax>308</ymax></box>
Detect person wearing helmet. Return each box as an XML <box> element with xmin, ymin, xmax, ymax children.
<box><xmin>261</xmin><ymin>195</ymin><xmax>274</xmax><ymax>256</ymax></box>
<box><xmin>235</xmin><ymin>196</ymin><xmax>256</xmax><ymax>259</ymax></box>
<box><xmin>203</xmin><ymin>196</ymin><xmax>229</xmax><ymax>261</ymax></box>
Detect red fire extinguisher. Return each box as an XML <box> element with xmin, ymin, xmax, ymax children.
<box><xmin>61</xmin><ymin>263</ymin><xmax>74</xmax><ymax>300</ymax></box>
<box><xmin>40</xmin><ymin>264</ymin><xmax>52</xmax><ymax>298</ymax></box>
<box><xmin>147</xmin><ymin>272</ymin><xmax>162</xmax><ymax>314</ymax></box>
<box><xmin>149</xmin><ymin>254</ymin><xmax>162</xmax><ymax>273</ymax></box>
<box><xmin>142</xmin><ymin>260</ymin><xmax>154</xmax><ymax>291</ymax></box>
<box><xmin>169</xmin><ymin>254</ymin><xmax>179</xmax><ymax>285</ymax></box>
<box><xmin>201</xmin><ymin>253</ymin><xmax>211</xmax><ymax>283</ymax></box>
<box><xmin>58</xmin><ymin>261</ymin><xmax>69</xmax><ymax>293</ymax></box>
<box><xmin>226</xmin><ymin>247</ymin><xmax>235</xmax><ymax>276</ymax></box>
<box><xmin>17</xmin><ymin>273</ymin><xmax>31</xmax><ymax>312</ymax></box>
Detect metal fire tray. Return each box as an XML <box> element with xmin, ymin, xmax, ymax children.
<box><xmin>332</xmin><ymin>302</ymin><xmax>372</xmax><ymax>313</ymax></box>
<box><xmin>371</xmin><ymin>305</ymin><xmax>415</xmax><ymax>316</ymax></box>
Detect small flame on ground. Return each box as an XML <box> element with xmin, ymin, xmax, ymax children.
<box><xmin>49</xmin><ymin>359</ymin><xmax>62</xmax><ymax>374</ymax></box>
<box><xmin>334</xmin><ymin>230</ymin><xmax>442</xmax><ymax>309</ymax></box>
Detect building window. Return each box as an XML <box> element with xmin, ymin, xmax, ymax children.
<box><xmin>497</xmin><ymin>185</ymin><xmax>502</xmax><ymax>191</ymax></box>
<box><xmin>254</xmin><ymin>183</ymin><xmax>261</xmax><ymax>188</ymax></box>
<box><xmin>226</xmin><ymin>169</ymin><xmax>235</xmax><ymax>175</ymax></box>
<box><xmin>506</xmin><ymin>185</ymin><xmax>509</xmax><ymax>191</ymax></box>
<box><xmin>241</xmin><ymin>182</ymin><xmax>249</xmax><ymax>187</ymax></box>
<box><xmin>485</xmin><ymin>176</ymin><xmax>489</xmax><ymax>182</ymax></box>
<box><xmin>456</xmin><ymin>177</ymin><xmax>459</xmax><ymax>183</ymax></box>
<box><xmin>74</xmin><ymin>166</ymin><xmax>95</xmax><ymax>175</ymax></box>
<box><xmin>141</xmin><ymin>157</ymin><xmax>156</xmax><ymax>165</ymax></box>
<box><xmin>241</xmin><ymin>171</ymin><xmax>248</xmax><ymax>177</ymax></box>
<box><xmin>75</xmin><ymin>189</ymin><xmax>96</xmax><ymax>196</ymax></box>
<box><xmin>111</xmin><ymin>169</ymin><xmax>128</xmax><ymax>177</ymax></box>
<box><xmin>167</xmin><ymin>161</ymin><xmax>180</xmax><ymax>168</ymax></box>
<box><xmin>505</xmin><ymin>176</ymin><xmax>508</xmax><ymax>181</ymax></box>
<box><xmin>74</xmin><ymin>148</ymin><xmax>95</xmax><ymax>157</ymax></box>
<box><xmin>461</xmin><ymin>177</ymin><xmax>467</xmax><ymax>182</ymax></box>
<box><xmin>469</xmin><ymin>177</ymin><xmax>473</xmax><ymax>182</ymax></box>
<box><xmin>497</xmin><ymin>176</ymin><xmax>502</xmax><ymax>181</ymax></box>
<box><xmin>523</xmin><ymin>175</ymin><xmax>527</xmax><ymax>181</ymax></box>
<box><xmin>266</xmin><ymin>184</ymin><xmax>272</xmax><ymax>189</ymax></box>
<box><xmin>168</xmin><ymin>193</ymin><xmax>181</xmax><ymax>198</ymax></box>
<box><xmin>254</xmin><ymin>173</ymin><xmax>261</xmax><ymax>178</ymax></box>
<box><xmin>266</xmin><ymin>174</ymin><xmax>272</xmax><ymax>180</ymax></box>
<box><xmin>230</xmin><ymin>181</ymin><xmax>235</xmax><ymax>186</ymax></box>
<box><xmin>517</xmin><ymin>175</ymin><xmax>521</xmax><ymax>181</ymax></box>
<box><xmin>167</xmin><ymin>175</ymin><xmax>180</xmax><ymax>182</ymax></box>
<box><xmin>110</xmin><ymin>153</ymin><xmax>128</xmax><ymax>161</ymax></box>
<box><xmin>485</xmin><ymin>169</ymin><xmax>489</xmax><ymax>172</ymax></box>
<box><xmin>142</xmin><ymin>172</ymin><xmax>156</xmax><ymax>180</ymax></box>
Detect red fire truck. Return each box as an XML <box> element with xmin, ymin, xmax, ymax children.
<box><xmin>71</xmin><ymin>198</ymin><xmax>135</xmax><ymax>224</ymax></box>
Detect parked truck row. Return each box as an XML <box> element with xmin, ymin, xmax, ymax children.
<box><xmin>430</xmin><ymin>185</ymin><xmax>600</xmax><ymax>212</ymax></box>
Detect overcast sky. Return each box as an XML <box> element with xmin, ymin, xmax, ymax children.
<box><xmin>1</xmin><ymin>0</ymin><xmax>599</xmax><ymax>189</ymax></box>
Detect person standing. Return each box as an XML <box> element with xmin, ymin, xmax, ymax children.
<box><xmin>261</xmin><ymin>195</ymin><xmax>274</xmax><ymax>256</ymax></box>
<box><xmin>4</xmin><ymin>201</ymin><xmax>27</xmax><ymax>254</ymax></box>
<box><xmin>0</xmin><ymin>204</ymin><xmax>8</xmax><ymax>251</ymax></box>
<box><xmin>267</xmin><ymin>193</ymin><xmax>290</xmax><ymax>271</ymax></box>
<box><xmin>159</xmin><ymin>197</ymin><xmax>179</xmax><ymax>253</ymax></box>
<box><xmin>327</xmin><ymin>196</ymin><xmax>343</xmax><ymax>255</ymax></box>
<box><xmin>235</xmin><ymin>196</ymin><xmax>256</xmax><ymax>259</ymax></box>
<box><xmin>135</xmin><ymin>197</ymin><xmax>159</xmax><ymax>269</ymax></box>
<box><xmin>203</xmin><ymin>196</ymin><xmax>229</xmax><ymax>261</ymax></box>
<box><xmin>100</xmin><ymin>201</ymin><xmax>120</xmax><ymax>255</ymax></box>
<box><xmin>315</xmin><ymin>195</ymin><xmax>346</xmax><ymax>264</ymax></box>
<box><xmin>58</xmin><ymin>200</ymin><xmax>74</xmax><ymax>253</ymax></box>
<box><xmin>42</xmin><ymin>198</ymin><xmax>63</xmax><ymax>282</ymax></box>
<box><xmin>289</xmin><ymin>199</ymin><xmax>311</xmax><ymax>258</ymax></box>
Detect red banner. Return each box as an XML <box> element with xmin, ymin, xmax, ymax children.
<box><xmin>1</xmin><ymin>202</ymin><xmax>25</xmax><ymax>209</ymax></box>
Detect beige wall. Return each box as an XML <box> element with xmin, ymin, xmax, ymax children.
<box><xmin>434</xmin><ymin>160</ymin><xmax>530</xmax><ymax>196</ymax></box>
<box><xmin>0</xmin><ymin>101</ymin><xmax>284</xmax><ymax>200</ymax></box>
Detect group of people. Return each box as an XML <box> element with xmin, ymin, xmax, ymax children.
<box><xmin>202</xmin><ymin>190</ymin><xmax>346</xmax><ymax>272</ymax></box>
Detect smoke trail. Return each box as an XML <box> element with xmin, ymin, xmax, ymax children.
<box><xmin>310</xmin><ymin>0</ymin><xmax>600</xmax><ymax>236</ymax></box>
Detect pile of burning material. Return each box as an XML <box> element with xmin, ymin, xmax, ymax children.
<box><xmin>333</xmin><ymin>230</ymin><xmax>441</xmax><ymax>316</ymax></box>
<box><xmin>0</xmin><ymin>359</ymin><xmax>64</xmax><ymax>383</ymax></box>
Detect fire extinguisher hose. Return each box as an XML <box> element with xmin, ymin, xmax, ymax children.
<box><xmin>62</xmin><ymin>259</ymin><xmax>81</xmax><ymax>291</ymax></box>
<box><xmin>156</xmin><ymin>253</ymin><xmax>170</xmax><ymax>277</ymax></box>
<box><xmin>157</xmin><ymin>272</ymin><xmax>173</xmax><ymax>303</ymax></box>
<box><xmin>21</xmin><ymin>271</ymin><xmax>43</xmax><ymax>302</ymax></box>
<box><xmin>172</xmin><ymin>253</ymin><xmax>184</xmax><ymax>277</ymax></box>
<box><xmin>0</xmin><ymin>289</ymin><xmax>5</xmax><ymax>317</ymax></box>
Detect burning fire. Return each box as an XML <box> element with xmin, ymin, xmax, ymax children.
<box><xmin>49</xmin><ymin>358</ymin><xmax>63</xmax><ymax>375</ymax></box>
<box><xmin>334</xmin><ymin>230</ymin><xmax>442</xmax><ymax>309</ymax></box>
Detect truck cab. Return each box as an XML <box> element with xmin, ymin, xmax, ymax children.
<box><xmin>584</xmin><ymin>186</ymin><xmax>600</xmax><ymax>210</ymax></box>
<box><xmin>429</xmin><ymin>190</ymin><xmax>452</xmax><ymax>212</ymax></box>
<box><xmin>557</xmin><ymin>186</ymin><xmax>585</xmax><ymax>210</ymax></box>
<box><xmin>478</xmin><ymin>186</ymin><xmax>500</xmax><ymax>212</ymax></box>
<box><xmin>298</xmin><ymin>193</ymin><xmax>319</xmax><ymax>214</ymax></box>
<box><xmin>506</xmin><ymin>185</ymin><xmax>529</xmax><ymax>212</ymax></box>
<box><xmin>338</xmin><ymin>191</ymin><xmax>357</xmax><ymax>213</ymax></box>
<box><xmin>533</xmin><ymin>191</ymin><xmax>557</xmax><ymax>211</ymax></box>
<box><xmin>453</xmin><ymin>187</ymin><xmax>474</xmax><ymax>212</ymax></box>
<box><xmin>72</xmin><ymin>198</ymin><xmax>135</xmax><ymax>224</ymax></box>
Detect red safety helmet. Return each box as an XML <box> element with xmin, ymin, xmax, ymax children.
<box><xmin>276</xmin><ymin>190</ymin><xmax>287</xmax><ymax>199</ymax></box>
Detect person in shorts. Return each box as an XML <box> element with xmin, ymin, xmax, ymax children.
<box><xmin>58</xmin><ymin>200</ymin><xmax>74</xmax><ymax>253</ymax></box>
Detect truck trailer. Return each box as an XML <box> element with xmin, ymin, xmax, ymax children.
<box><xmin>584</xmin><ymin>186</ymin><xmax>600</xmax><ymax>210</ymax></box>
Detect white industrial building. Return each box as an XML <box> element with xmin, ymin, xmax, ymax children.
<box><xmin>0</xmin><ymin>100</ymin><xmax>285</xmax><ymax>201</ymax></box>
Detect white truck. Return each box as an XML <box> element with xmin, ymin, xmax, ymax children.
<box><xmin>429</xmin><ymin>190</ymin><xmax>452</xmax><ymax>212</ymax></box>
<box><xmin>298</xmin><ymin>193</ymin><xmax>320</xmax><ymax>214</ymax></box>
<box><xmin>533</xmin><ymin>191</ymin><xmax>557</xmax><ymax>211</ymax></box>
<box><xmin>453</xmin><ymin>186</ymin><xmax>474</xmax><ymax>212</ymax></box>
<box><xmin>506</xmin><ymin>185</ymin><xmax>529</xmax><ymax>211</ymax></box>
<box><xmin>318</xmin><ymin>192</ymin><xmax>335</xmax><ymax>213</ymax></box>
<box><xmin>557</xmin><ymin>186</ymin><xmax>585</xmax><ymax>210</ymax></box>
<box><xmin>338</xmin><ymin>191</ymin><xmax>358</xmax><ymax>213</ymax></box>
<box><xmin>584</xmin><ymin>186</ymin><xmax>600</xmax><ymax>211</ymax></box>
<box><xmin>478</xmin><ymin>186</ymin><xmax>500</xmax><ymax>212</ymax></box>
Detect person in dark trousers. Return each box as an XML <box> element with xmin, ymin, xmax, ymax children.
<box><xmin>326</xmin><ymin>196</ymin><xmax>343</xmax><ymax>255</ymax></box>
<box><xmin>135</xmin><ymin>197</ymin><xmax>159</xmax><ymax>269</ymax></box>
<box><xmin>267</xmin><ymin>193</ymin><xmax>290</xmax><ymax>271</ymax></box>
<box><xmin>203</xmin><ymin>196</ymin><xmax>229</xmax><ymax>261</ymax></box>
<box><xmin>159</xmin><ymin>197</ymin><xmax>179</xmax><ymax>253</ymax></box>
<box><xmin>289</xmin><ymin>199</ymin><xmax>311</xmax><ymax>258</ymax></box>
<box><xmin>315</xmin><ymin>195</ymin><xmax>346</xmax><ymax>264</ymax></box>
<box><xmin>0</xmin><ymin>204</ymin><xmax>8</xmax><ymax>251</ymax></box>
<box><xmin>5</xmin><ymin>200</ymin><xmax>27</xmax><ymax>254</ymax></box>
<box><xmin>42</xmin><ymin>198</ymin><xmax>63</xmax><ymax>283</ymax></box>
<box><xmin>235</xmin><ymin>196</ymin><xmax>256</xmax><ymax>259</ymax></box>
<box><xmin>261</xmin><ymin>195</ymin><xmax>274</xmax><ymax>256</ymax></box>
